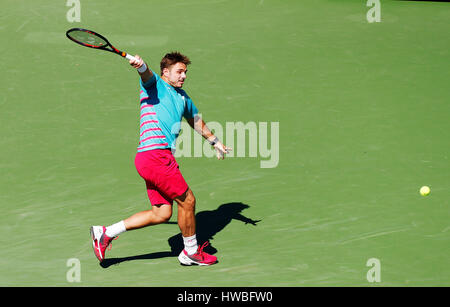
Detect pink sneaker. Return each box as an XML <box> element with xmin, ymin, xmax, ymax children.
<box><xmin>178</xmin><ymin>242</ymin><xmax>218</xmax><ymax>266</ymax></box>
<box><xmin>90</xmin><ymin>226</ymin><xmax>115</xmax><ymax>262</ymax></box>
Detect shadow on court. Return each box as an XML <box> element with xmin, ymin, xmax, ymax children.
<box><xmin>100</xmin><ymin>202</ymin><xmax>260</xmax><ymax>268</ymax></box>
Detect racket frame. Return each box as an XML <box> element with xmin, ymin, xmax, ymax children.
<box><xmin>66</xmin><ymin>28</ymin><xmax>135</xmax><ymax>60</ymax></box>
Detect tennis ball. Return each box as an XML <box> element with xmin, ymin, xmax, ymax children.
<box><xmin>420</xmin><ymin>186</ymin><xmax>430</xmax><ymax>196</ymax></box>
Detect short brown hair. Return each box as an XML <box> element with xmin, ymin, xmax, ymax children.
<box><xmin>160</xmin><ymin>51</ymin><xmax>191</xmax><ymax>75</ymax></box>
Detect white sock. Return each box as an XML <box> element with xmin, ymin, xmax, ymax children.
<box><xmin>183</xmin><ymin>234</ymin><xmax>198</xmax><ymax>255</ymax></box>
<box><xmin>105</xmin><ymin>221</ymin><xmax>127</xmax><ymax>238</ymax></box>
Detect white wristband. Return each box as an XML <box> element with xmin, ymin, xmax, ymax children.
<box><xmin>137</xmin><ymin>63</ymin><xmax>147</xmax><ymax>73</ymax></box>
<box><xmin>208</xmin><ymin>136</ymin><xmax>219</xmax><ymax>146</ymax></box>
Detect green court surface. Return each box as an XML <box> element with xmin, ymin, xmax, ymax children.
<box><xmin>1</xmin><ymin>0</ymin><xmax>449</xmax><ymax>286</ymax></box>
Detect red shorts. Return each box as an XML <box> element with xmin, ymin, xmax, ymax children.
<box><xmin>134</xmin><ymin>149</ymin><xmax>189</xmax><ymax>206</ymax></box>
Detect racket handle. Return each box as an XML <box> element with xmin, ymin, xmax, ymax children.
<box><xmin>125</xmin><ymin>53</ymin><xmax>136</xmax><ymax>61</ymax></box>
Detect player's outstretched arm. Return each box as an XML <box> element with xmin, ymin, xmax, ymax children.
<box><xmin>129</xmin><ymin>54</ymin><xmax>153</xmax><ymax>83</ymax></box>
<box><xmin>187</xmin><ymin>115</ymin><xmax>232</xmax><ymax>160</ymax></box>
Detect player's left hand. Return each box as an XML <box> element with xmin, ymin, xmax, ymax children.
<box><xmin>213</xmin><ymin>142</ymin><xmax>232</xmax><ymax>160</ymax></box>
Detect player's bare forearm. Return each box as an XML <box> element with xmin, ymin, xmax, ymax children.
<box><xmin>188</xmin><ymin>116</ymin><xmax>214</xmax><ymax>141</ymax></box>
<box><xmin>138</xmin><ymin>68</ymin><xmax>153</xmax><ymax>84</ymax></box>
<box><xmin>188</xmin><ymin>115</ymin><xmax>232</xmax><ymax>159</ymax></box>
<box><xmin>128</xmin><ymin>54</ymin><xmax>153</xmax><ymax>83</ymax></box>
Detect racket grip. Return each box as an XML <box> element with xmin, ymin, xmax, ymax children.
<box><xmin>125</xmin><ymin>53</ymin><xmax>136</xmax><ymax>61</ymax></box>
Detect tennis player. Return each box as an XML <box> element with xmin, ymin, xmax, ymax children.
<box><xmin>90</xmin><ymin>52</ymin><xmax>231</xmax><ymax>266</ymax></box>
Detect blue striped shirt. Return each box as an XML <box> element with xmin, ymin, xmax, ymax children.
<box><xmin>137</xmin><ymin>72</ymin><xmax>198</xmax><ymax>152</ymax></box>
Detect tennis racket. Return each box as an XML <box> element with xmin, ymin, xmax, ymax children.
<box><xmin>66</xmin><ymin>28</ymin><xmax>136</xmax><ymax>61</ymax></box>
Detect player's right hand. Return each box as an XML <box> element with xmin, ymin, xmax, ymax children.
<box><xmin>129</xmin><ymin>54</ymin><xmax>144</xmax><ymax>69</ymax></box>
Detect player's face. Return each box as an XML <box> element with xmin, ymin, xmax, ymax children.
<box><xmin>163</xmin><ymin>62</ymin><xmax>187</xmax><ymax>88</ymax></box>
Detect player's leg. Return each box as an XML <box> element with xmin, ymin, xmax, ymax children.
<box><xmin>123</xmin><ymin>203</ymin><xmax>172</xmax><ymax>230</ymax></box>
<box><xmin>175</xmin><ymin>188</ymin><xmax>217</xmax><ymax>266</ymax></box>
<box><xmin>174</xmin><ymin>188</ymin><xmax>196</xmax><ymax>238</ymax></box>
<box><xmin>105</xmin><ymin>181</ymin><xmax>173</xmax><ymax>236</ymax></box>
<box><xmin>90</xmin><ymin>204</ymin><xmax>172</xmax><ymax>262</ymax></box>
<box><xmin>90</xmin><ymin>182</ymin><xmax>172</xmax><ymax>262</ymax></box>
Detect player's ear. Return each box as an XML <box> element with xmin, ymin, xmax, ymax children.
<box><xmin>162</xmin><ymin>67</ymin><xmax>170</xmax><ymax>77</ymax></box>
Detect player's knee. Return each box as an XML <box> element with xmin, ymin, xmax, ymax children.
<box><xmin>183</xmin><ymin>197</ymin><xmax>196</xmax><ymax>213</ymax></box>
<box><xmin>186</xmin><ymin>191</ymin><xmax>196</xmax><ymax>211</ymax></box>
<box><xmin>175</xmin><ymin>189</ymin><xmax>196</xmax><ymax>211</ymax></box>
<box><xmin>160</xmin><ymin>212</ymin><xmax>172</xmax><ymax>223</ymax></box>
<box><xmin>179</xmin><ymin>189</ymin><xmax>196</xmax><ymax>211</ymax></box>
<box><xmin>153</xmin><ymin>204</ymin><xmax>172</xmax><ymax>223</ymax></box>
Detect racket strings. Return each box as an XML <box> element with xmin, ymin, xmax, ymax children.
<box><xmin>67</xmin><ymin>30</ymin><xmax>108</xmax><ymax>48</ymax></box>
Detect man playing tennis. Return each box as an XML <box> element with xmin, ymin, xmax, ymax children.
<box><xmin>90</xmin><ymin>51</ymin><xmax>231</xmax><ymax>266</ymax></box>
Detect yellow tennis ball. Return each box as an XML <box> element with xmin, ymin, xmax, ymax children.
<box><xmin>420</xmin><ymin>186</ymin><xmax>430</xmax><ymax>196</ymax></box>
